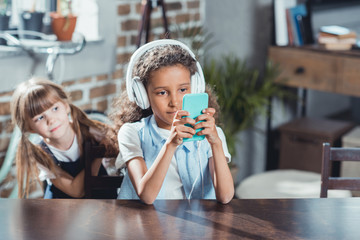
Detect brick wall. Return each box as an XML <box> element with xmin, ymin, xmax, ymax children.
<box><xmin>0</xmin><ymin>0</ymin><xmax>204</xmax><ymax>190</ymax></box>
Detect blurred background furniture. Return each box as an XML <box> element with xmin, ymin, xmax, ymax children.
<box><xmin>236</xmin><ymin>169</ymin><xmax>351</xmax><ymax>199</ymax></box>
<box><xmin>341</xmin><ymin>127</ymin><xmax>360</xmax><ymax>196</ymax></box>
<box><xmin>321</xmin><ymin>142</ymin><xmax>360</xmax><ymax>198</ymax></box>
<box><xmin>237</xmin><ymin>117</ymin><xmax>354</xmax><ymax>199</ymax></box>
<box><xmin>137</xmin><ymin>0</ymin><xmax>169</xmax><ymax>47</ymax></box>
<box><xmin>84</xmin><ymin>140</ymin><xmax>123</xmax><ymax>199</ymax></box>
<box><xmin>0</xmin><ymin>30</ymin><xmax>86</xmax><ymax>81</ymax></box>
<box><xmin>278</xmin><ymin>117</ymin><xmax>354</xmax><ymax>174</ymax></box>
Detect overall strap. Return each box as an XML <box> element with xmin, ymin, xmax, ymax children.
<box><xmin>40</xmin><ymin>140</ymin><xmax>61</xmax><ymax>167</ymax></box>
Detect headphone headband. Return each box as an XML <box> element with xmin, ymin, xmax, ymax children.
<box><xmin>126</xmin><ymin>39</ymin><xmax>205</xmax><ymax>109</ymax></box>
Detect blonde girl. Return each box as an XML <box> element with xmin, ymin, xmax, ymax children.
<box><xmin>11</xmin><ymin>77</ymin><xmax>118</xmax><ymax>198</ymax></box>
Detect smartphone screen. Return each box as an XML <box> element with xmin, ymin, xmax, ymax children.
<box><xmin>182</xmin><ymin>93</ymin><xmax>209</xmax><ymax>142</ymax></box>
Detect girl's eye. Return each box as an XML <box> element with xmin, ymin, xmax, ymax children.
<box><xmin>35</xmin><ymin>115</ymin><xmax>44</xmax><ymax>122</ymax></box>
<box><xmin>52</xmin><ymin>106</ymin><xmax>59</xmax><ymax>111</ymax></box>
<box><xmin>180</xmin><ymin>88</ymin><xmax>188</xmax><ymax>93</ymax></box>
<box><xmin>157</xmin><ymin>90</ymin><xmax>167</xmax><ymax>96</ymax></box>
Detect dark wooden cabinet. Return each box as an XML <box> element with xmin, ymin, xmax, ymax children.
<box><xmin>278</xmin><ymin>117</ymin><xmax>354</xmax><ymax>173</ymax></box>
<box><xmin>268</xmin><ymin>45</ymin><xmax>360</xmax><ymax>97</ymax></box>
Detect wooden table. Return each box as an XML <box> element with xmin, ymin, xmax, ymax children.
<box><xmin>1</xmin><ymin>198</ymin><xmax>360</xmax><ymax>240</ymax></box>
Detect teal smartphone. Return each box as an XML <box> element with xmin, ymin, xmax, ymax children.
<box><xmin>182</xmin><ymin>93</ymin><xmax>209</xmax><ymax>142</ymax></box>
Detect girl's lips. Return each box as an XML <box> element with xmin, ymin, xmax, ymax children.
<box><xmin>168</xmin><ymin>112</ymin><xmax>179</xmax><ymax>117</ymax></box>
<box><xmin>50</xmin><ymin>125</ymin><xmax>60</xmax><ymax>132</ymax></box>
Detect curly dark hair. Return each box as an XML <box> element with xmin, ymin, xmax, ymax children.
<box><xmin>110</xmin><ymin>44</ymin><xmax>220</xmax><ymax>132</ymax></box>
<box><xmin>134</xmin><ymin>44</ymin><xmax>198</xmax><ymax>89</ymax></box>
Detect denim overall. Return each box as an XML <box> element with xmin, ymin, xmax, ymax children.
<box><xmin>118</xmin><ymin>116</ymin><xmax>216</xmax><ymax>200</ymax></box>
<box><xmin>41</xmin><ymin>141</ymin><xmax>116</xmax><ymax>199</ymax></box>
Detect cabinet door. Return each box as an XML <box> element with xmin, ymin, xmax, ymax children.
<box><xmin>268</xmin><ymin>46</ymin><xmax>340</xmax><ymax>93</ymax></box>
<box><xmin>337</xmin><ymin>57</ymin><xmax>360</xmax><ymax>96</ymax></box>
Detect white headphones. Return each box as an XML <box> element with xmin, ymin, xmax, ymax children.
<box><xmin>126</xmin><ymin>39</ymin><xmax>206</xmax><ymax>109</ymax></box>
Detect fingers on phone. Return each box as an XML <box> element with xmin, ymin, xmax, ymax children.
<box><xmin>196</xmin><ymin>113</ymin><xmax>212</xmax><ymax>123</ymax></box>
<box><xmin>202</xmin><ymin>107</ymin><xmax>215</xmax><ymax>116</ymax></box>
<box><xmin>194</xmin><ymin>118</ymin><xmax>215</xmax><ymax>133</ymax></box>
<box><xmin>184</xmin><ymin>123</ymin><xmax>196</xmax><ymax>134</ymax></box>
<box><xmin>175</xmin><ymin>120</ymin><xmax>196</xmax><ymax>135</ymax></box>
<box><xmin>177</xmin><ymin>110</ymin><xmax>190</xmax><ymax>118</ymax></box>
<box><xmin>182</xmin><ymin>116</ymin><xmax>196</xmax><ymax>126</ymax></box>
<box><xmin>194</xmin><ymin>121</ymin><xmax>206</xmax><ymax>131</ymax></box>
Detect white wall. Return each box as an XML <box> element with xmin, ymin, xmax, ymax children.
<box><xmin>204</xmin><ymin>0</ymin><xmax>272</xmax><ymax>69</ymax></box>
<box><xmin>204</xmin><ymin>0</ymin><xmax>277</xmax><ymax>183</ymax></box>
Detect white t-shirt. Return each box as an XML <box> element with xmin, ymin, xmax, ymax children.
<box><xmin>116</xmin><ymin>115</ymin><xmax>231</xmax><ymax>199</ymax></box>
<box><xmin>37</xmin><ymin>135</ymin><xmax>80</xmax><ymax>183</ymax></box>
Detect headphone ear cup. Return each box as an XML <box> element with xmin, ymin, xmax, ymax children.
<box><xmin>132</xmin><ymin>77</ymin><xmax>150</xmax><ymax>109</ymax></box>
<box><xmin>191</xmin><ymin>61</ymin><xmax>205</xmax><ymax>94</ymax></box>
<box><xmin>191</xmin><ymin>73</ymin><xmax>200</xmax><ymax>94</ymax></box>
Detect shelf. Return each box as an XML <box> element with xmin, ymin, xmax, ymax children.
<box><xmin>0</xmin><ymin>37</ymin><xmax>104</xmax><ymax>59</ymax></box>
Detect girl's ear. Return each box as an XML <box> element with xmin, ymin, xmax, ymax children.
<box><xmin>66</xmin><ymin>103</ymin><xmax>73</xmax><ymax>123</ymax></box>
<box><xmin>27</xmin><ymin>127</ymin><xmax>37</xmax><ymax>134</ymax></box>
<box><xmin>65</xmin><ymin>103</ymin><xmax>71</xmax><ymax>114</ymax></box>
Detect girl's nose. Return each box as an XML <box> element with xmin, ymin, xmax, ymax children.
<box><xmin>169</xmin><ymin>95</ymin><xmax>181</xmax><ymax>107</ymax></box>
<box><xmin>46</xmin><ymin>114</ymin><xmax>56</xmax><ymax>125</ymax></box>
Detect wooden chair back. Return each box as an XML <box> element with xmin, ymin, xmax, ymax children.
<box><xmin>321</xmin><ymin>142</ymin><xmax>360</xmax><ymax>198</ymax></box>
<box><xmin>84</xmin><ymin>141</ymin><xmax>123</xmax><ymax>199</ymax></box>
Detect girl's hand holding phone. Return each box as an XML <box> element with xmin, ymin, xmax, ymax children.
<box><xmin>196</xmin><ymin>108</ymin><xmax>221</xmax><ymax>145</ymax></box>
<box><xmin>170</xmin><ymin>108</ymin><xmax>221</xmax><ymax>146</ymax></box>
<box><xmin>169</xmin><ymin>110</ymin><xmax>196</xmax><ymax>146</ymax></box>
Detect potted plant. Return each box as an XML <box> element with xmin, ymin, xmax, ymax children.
<box><xmin>0</xmin><ymin>0</ymin><xmax>10</xmax><ymax>44</ymax></box>
<box><xmin>203</xmin><ymin>57</ymin><xmax>290</xmax><ymax>157</ymax></box>
<box><xmin>20</xmin><ymin>0</ymin><xmax>45</xmax><ymax>38</ymax></box>
<box><xmin>50</xmin><ymin>0</ymin><xmax>77</xmax><ymax>41</ymax></box>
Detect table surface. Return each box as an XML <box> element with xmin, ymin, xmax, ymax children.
<box><xmin>1</xmin><ymin>198</ymin><xmax>360</xmax><ymax>240</ymax></box>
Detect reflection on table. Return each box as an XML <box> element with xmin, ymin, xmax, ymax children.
<box><xmin>1</xmin><ymin>198</ymin><xmax>360</xmax><ymax>239</ymax></box>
